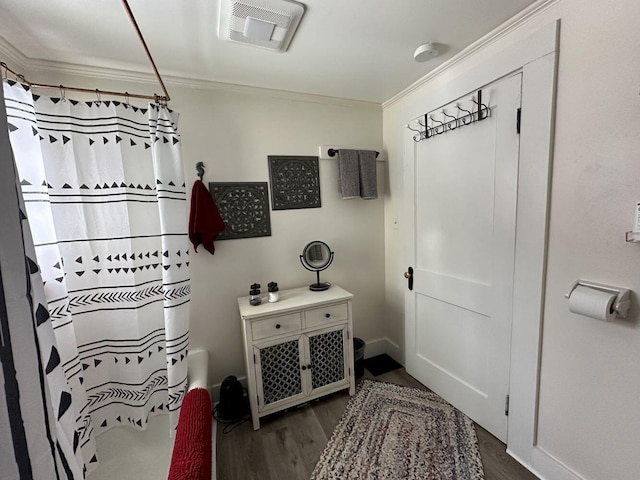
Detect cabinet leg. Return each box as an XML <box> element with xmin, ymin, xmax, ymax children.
<box><xmin>252</xmin><ymin>411</ymin><xmax>260</xmax><ymax>430</ymax></box>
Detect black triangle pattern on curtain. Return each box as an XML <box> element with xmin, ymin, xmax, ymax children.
<box><xmin>0</xmin><ymin>92</ymin><xmax>90</xmax><ymax>478</ymax></box>
<box><xmin>4</xmin><ymin>78</ymin><xmax>190</xmax><ymax>474</ymax></box>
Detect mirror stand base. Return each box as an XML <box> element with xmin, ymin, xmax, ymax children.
<box><xmin>309</xmin><ymin>282</ymin><xmax>331</xmax><ymax>292</ymax></box>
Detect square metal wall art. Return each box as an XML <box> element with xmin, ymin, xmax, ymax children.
<box><xmin>209</xmin><ymin>182</ymin><xmax>271</xmax><ymax>240</ymax></box>
<box><xmin>268</xmin><ymin>156</ymin><xmax>321</xmax><ymax>210</ymax></box>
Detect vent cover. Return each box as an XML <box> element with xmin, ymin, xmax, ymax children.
<box><xmin>218</xmin><ymin>0</ymin><xmax>305</xmax><ymax>52</ymax></box>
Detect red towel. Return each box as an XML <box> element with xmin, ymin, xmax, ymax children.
<box><xmin>188</xmin><ymin>180</ymin><xmax>224</xmax><ymax>254</ymax></box>
<box><xmin>167</xmin><ymin>388</ymin><xmax>212</xmax><ymax>480</ymax></box>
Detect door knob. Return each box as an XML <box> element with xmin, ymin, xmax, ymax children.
<box><xmin>404</xmin><ymin>266</ymin><xmax>414</xmax><ymax>291</ymax></box>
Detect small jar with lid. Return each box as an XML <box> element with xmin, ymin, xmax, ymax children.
<box><xmin>249</xmin><ymin>283</ymin><xmax>262</xmax><ymax>306</ymax></box>
<box><xmin>267</xmin><ymin>281</ymin><xmax>279</xmax><ymax>303</ymax></box>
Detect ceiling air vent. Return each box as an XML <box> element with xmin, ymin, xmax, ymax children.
<box><xmin>218</xmin><ymin>0</ymin><xmax>305</xmax><ymax>52</ymax></box>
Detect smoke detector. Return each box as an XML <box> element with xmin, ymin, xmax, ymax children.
<box><xmin>413</xmin><ymin>42</ymin><xmax>439</xmax><ymax>62</ymax></box>
<box><xmin>218</xmin><ymin>0</ymin><xmax>305</xmax><ymax>52</ymax></box>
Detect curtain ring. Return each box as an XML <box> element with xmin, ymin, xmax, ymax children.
<box><xmin>95</xmin><ymin>89</ymin><xmax>101</xmax><ymax>106</ymax></box>
<box><xmin>59</xmin><ymin>85</ymin><xmax>66</xmax><ymax>102</ymax></box>
<box><xmin>0</xmin><ymin>62</ymin><xmax>7</xmax><ymax>80</ymax></box>
<box><xmin>124</xmin><ymin>91</ymin><xmax>130</xmax><ymax>108</ymax></box>
<box><xmin>154</xmin><ymin>95</ymin><xmax>167</xmax><ymax>108</ymax></box>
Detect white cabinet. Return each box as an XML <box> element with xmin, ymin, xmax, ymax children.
<box><xmin>238</xmin><ymin>285</ymin><xmax>355</xmax><ymax>430</ymax></box>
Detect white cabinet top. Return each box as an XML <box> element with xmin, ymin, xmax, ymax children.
<box><xmin>238</xmin><ymin>285</ymin><xmax>353</xmax><ymax>320</ymax></box>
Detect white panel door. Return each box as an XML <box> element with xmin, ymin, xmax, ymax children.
<box><xmin>405</xmin><ymin>73</ymin><xmax>522</xmax><ymax>441</ymax></box>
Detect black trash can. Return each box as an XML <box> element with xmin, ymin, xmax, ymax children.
<box><xmin>353</xmin><ymin>337</ymin><xmax>365</xmax><ymax>379</ymax></box>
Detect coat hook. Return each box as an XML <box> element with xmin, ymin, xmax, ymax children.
<box><xmin>456</xmin><ymin>102</ymin><xmax>472</xmax><ymax>126</ymax></box>
<box><xmin>471</xmin><ymin>90</ymin><xmax>489</xmax><ymax>121</ymax></box>
<box><xmin>442</xmin><ymin>108</ymin><xmax>457</xmax><ymax>130</ymax></box>
<box><xmin>405</xmin><ymin>123</ymin><xmax>422</xmax><ymax>143</ymax></box>
<box><xmin>195</xmin><ymin>162</ymin><xmax>205</xmax><ymax>182</ymax></box>
<box><xmin>429</xmin><ymin>114</ymin><xmax>445</xmax><ymax>135</ymax></box>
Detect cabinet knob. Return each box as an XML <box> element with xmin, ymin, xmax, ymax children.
<box><xmin>275</xmin><ymin>323</ymin><xmax>281</xmax><ymax>329</ymax></box>
<box><xmin>325</xmin><ymin>313</ymin><xmax>331</xmax><ymax>318</ymax></box>
<box><xmin>301</xmin><ymin>365</ymin><xmax>307</xmax><ymax>370</ymax></box>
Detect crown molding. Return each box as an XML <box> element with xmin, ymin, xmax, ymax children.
<box><xmin>163</xmin><ymin>75</ymin><xmax>381</xmax><ymax>109</ymax></box>
<box><xmin>0</xmin><ymin>35</ymin><xmax>28</xmax><ymax>71</ymax></box>
<box><xmin>0</xmin><ymin>36</ymin><xmax>379</xmax><ymax>110</ymax></box>
<box><xmin>1</xmin><ymin>0</ymin><xmax>559</xmax><ymax>112</ymax></box>
<box><xmin>381</xmin><ymin>0</ymin><xmax>560</xmax><ymax>110</ymax></box>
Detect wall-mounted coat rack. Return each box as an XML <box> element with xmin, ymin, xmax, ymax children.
<box><xmin>406</xmin><ymin>89</ymin><xmax>490</xmax><ymax>143</ymax></box>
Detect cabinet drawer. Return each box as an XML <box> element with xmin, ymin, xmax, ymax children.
<box><xmin>252</xmin><ymin>313</ymin><xmax>302</xmax><ymax>340</ymax></box>
<box><xmin>305</xmin><ymin>302</ymin><xmax>348</xmax><ymax>329</ymax></box>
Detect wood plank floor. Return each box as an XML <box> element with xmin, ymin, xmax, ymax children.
<box><xmin>217</xmin><ymin>369</ymin><xmax>539</xmax><ymax>480</ymax></box>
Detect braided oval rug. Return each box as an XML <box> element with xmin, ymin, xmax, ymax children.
<box><xmin>310</xmin><ymin>380</ymin><xmax>485</xmax><ymax>480</ymax></box>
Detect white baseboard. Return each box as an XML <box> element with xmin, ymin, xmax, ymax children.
<box><xmin>362</xmin><ymin>337</ymin><xmax>402</xmax><ymax>365</ymax></box>
<box><xmin>506</xmin><ymin>447</ymin><xmax>587</xmax><ymax>480</ymax></box>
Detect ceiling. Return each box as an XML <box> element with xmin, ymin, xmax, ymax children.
<box><xmin>0</xmin><ymin>0</ymin><xmax>538</xmax><ymax>103</ymax></box>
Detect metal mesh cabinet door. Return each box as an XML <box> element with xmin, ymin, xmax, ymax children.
<box><xmin>255</xmin><ymin>337</ymin><xmax>303</xmax><ymax>409</ymax></box>
<box><xmin>308</xmin><ymin>327</ymin><xmax>348</xmax><ymax>391</ymax></box>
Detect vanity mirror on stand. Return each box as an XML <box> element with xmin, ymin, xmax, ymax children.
<box><xmin>300</xmin><ymin>241</ymin><xmax>334</xmax><ymax>291</ymax></box>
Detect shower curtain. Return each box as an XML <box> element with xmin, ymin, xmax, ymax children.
<box><xmin>2</xmin><ymin>79</ymin><xmax>190</xmax><ymax>475</ymax></box>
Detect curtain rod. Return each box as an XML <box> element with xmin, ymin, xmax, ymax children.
<box><xmin>120</xmin><ymin>0</ymin><xmax>170</xmax><ymax>101</ymax></box>
<box><xmin>1</xmin><ymin>0</ymin><xmax>170</xmax><ymax>103</ymax></box>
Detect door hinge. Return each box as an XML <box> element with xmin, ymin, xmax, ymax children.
<box><xmin>516</xmin><ymin>108</ymin><xmax>521</xmax><ymax>134</ymax></box>
<box><xmin>504</xmin><ymin>394</ymin><xmax>510</xmax><ymax>416</ymax></box>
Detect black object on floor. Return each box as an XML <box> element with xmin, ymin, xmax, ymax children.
<box><xmin>363</xmin><ymin>354</ymin><xmax>403</xmax><ymax>376</ymax></box>
<box><xmin>353</xmin><ymin>338</ymin><xmax>366</xmax><ymax>378</ymax></box>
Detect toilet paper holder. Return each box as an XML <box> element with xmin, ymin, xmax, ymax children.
<box><xmin>565</xmin><ymin>280</ymin><xmax>631</xmax><ymax>319</ymax></box>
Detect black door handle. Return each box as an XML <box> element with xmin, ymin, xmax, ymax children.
<box><xmin>404</xmin><ymin>267</ymin><xmax>414</xmax><ymax>291</ymax></box>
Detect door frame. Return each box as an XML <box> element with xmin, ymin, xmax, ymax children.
<box><xmin>403</xmin><ymin>20</ymin><xmax>565</xmax><ymax>478</ymax></box>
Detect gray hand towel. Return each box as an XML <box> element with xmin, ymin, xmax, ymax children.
<box><xmin>358</xmin><ymin>150</ymin><xmax>378</xmax><ymax>199</ymax></box>
<box><xmin>338</xmin><ymin>149</ymin><xmax>360</xmax><ymax>199</ymax></box>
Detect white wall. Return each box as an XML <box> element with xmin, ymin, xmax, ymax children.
<box><xmin>383</xmin><ymin>1</ymin><xmax>640</xmax><ymax>479</ymax></box>
<box><xmin>175</xmin><ymin>86</ymin><xmax>385</xmax><ymax>388</ymax></box>
<box><xmin>14</xmin><ymin>70</ymin><xmax>385</xmax><ymax>388</ymax></box>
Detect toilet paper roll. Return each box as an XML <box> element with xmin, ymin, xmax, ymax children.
<box><xmin>568</xmin><ymin>285</ymin><xmax>617</xmax><ymax>321</ymax></box>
